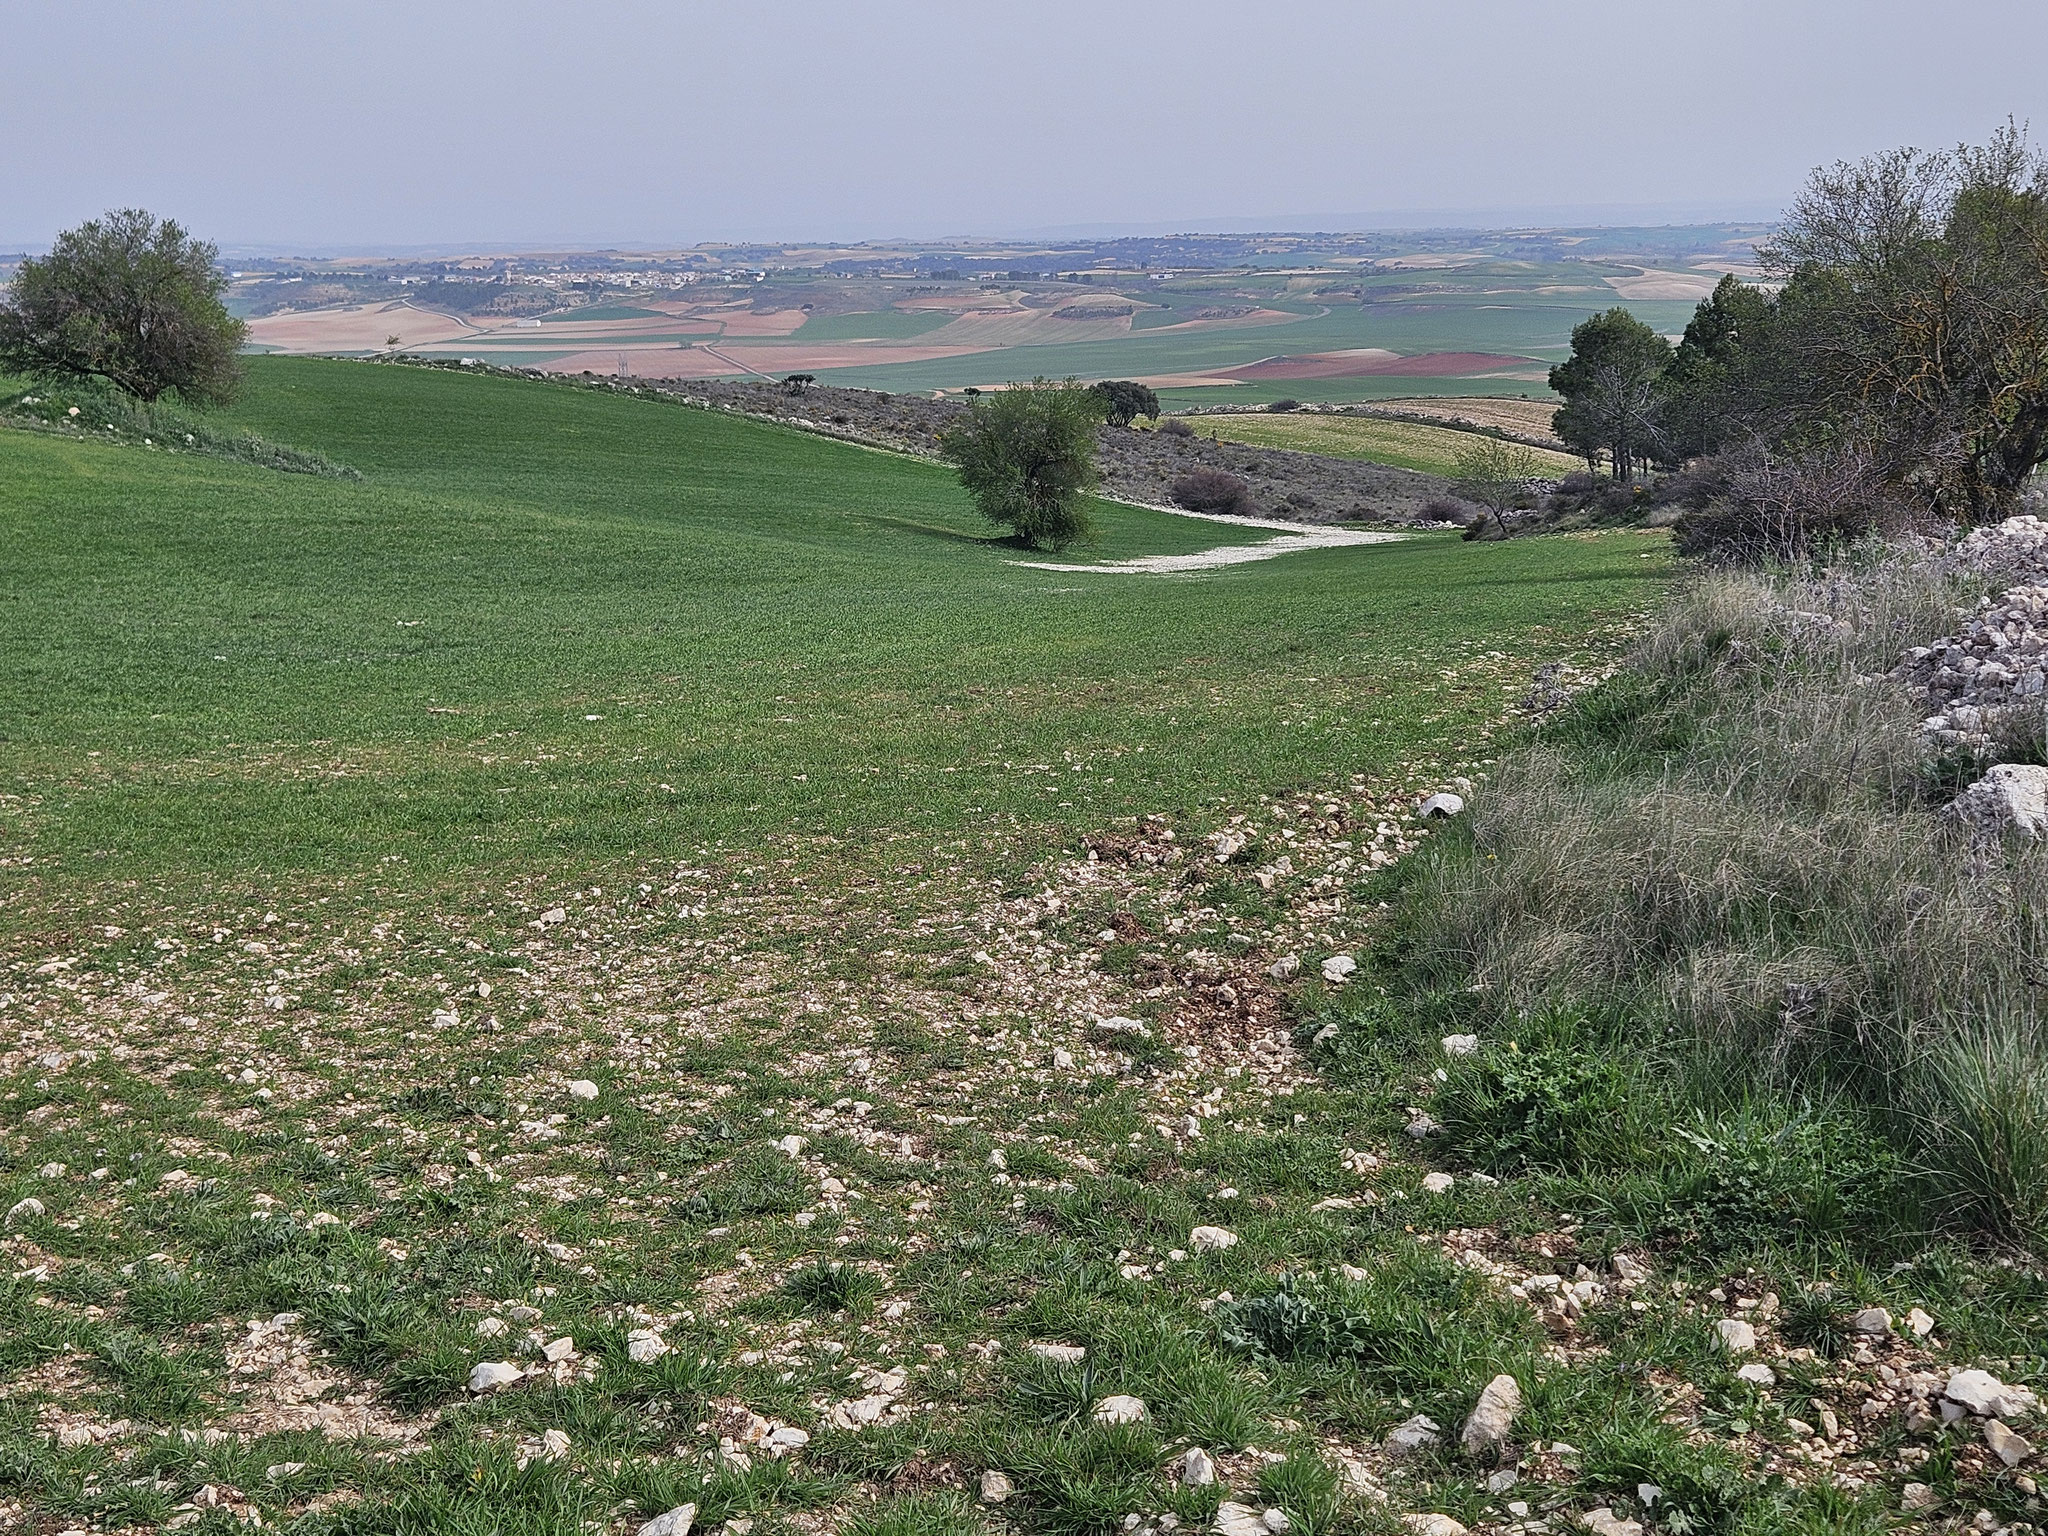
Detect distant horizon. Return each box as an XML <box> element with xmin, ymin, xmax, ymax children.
<box><xmin>7</xmin><ymin>2</ymin><xmax>2038</xmax><ymax>255</ymax></box>
<box><xmin>1</xmin><ymin>212</ymin><xmax>1780</xmax><ymax>265</ymax></box>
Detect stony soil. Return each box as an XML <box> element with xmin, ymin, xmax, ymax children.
<box><xmin>643</xmin><ymin>379</ymin><xmax>1455</xmax><ymax>525</ymax></box>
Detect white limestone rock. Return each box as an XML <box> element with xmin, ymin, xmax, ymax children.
<box><xmin>468</xmin><ymin>1361</ymin><xmax>522</xmax><ymax>1393</ymax></box>
<box><xmin>1714</xmin><ymin>1318</ymin><xmax>1757</xmax><ymax>1354</ymax></box>
<box><xmin>1091</xmin><ymin>1394</ymin><xmax>1147</xmax><ymax>1425</ymax></box>
<box><xmin>637</xmin><ymin>1505</ymin><xmax>697</xmax><ymax>1536</ymax></box>
<box><xmin>1461</xmin><ymin>1373</ymin><xmax>1522</xmax><ymax>1458</ymax></box>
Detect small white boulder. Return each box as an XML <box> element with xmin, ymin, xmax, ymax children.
<box><xmin>1946</xmin><ymin>763</ymin><xmax>2048</xmax><ymax>840</ymax></box>
<box><xmin>1385</xmin><ymin>1412</ymin><xmax>1441</xmax><ymax>1457</ymax></box>
<box><xmin>1028</xmin><ymin>1341</ymin><xmax>1087</xmax><ymax>1365</ymax></box>
<box><xmin>1321</xmin><ymin>954</ymin><xmax>1358</xmax><ymax>984</ymax></box>
<box><xmin>637</xmin><ymin>1505</ymin><xmax>697</xmax><ymax>1536</ymax></box>
<box><xmin>566</xmin><ymin>1079</ymin><xmax>600</xmax><ymax>1101</ymax></box>
<box><xmin>1983</xmin><ymin>1419</ymin><xmax>2033</xmax><ymax>1468</ymax></box>
<box><xmin>1190</xmin><ymin>1225</ymin><xmax>1239</xmax><ymax>1254</ymax></box>
<box><xmin>1944</xmin><ymin>1368</ymin><xmax>2038</xmax><ymax>1418</ymax></box>
<box><xmin>1418</xmin><ymin>792</ymin><xmax>1466</xmax><ymax>818</ymax></box>
<box><xmin>625</xmin><ymin>1328</ymin><xmax>669</xmax><ymax>1363</ymax></box>
<box><xmin>1461</xmin><ymin>1373</ymin><xmax>1522</xmax><ymax>1458</ymax></box>
<box><xmin>1092</xmin><ymin>1394</ymin><xmax>1147</xmax><ymax>1425</ymax></box>
<box><xmin>468</xmin><ymin>1361</ymin><xmax>522</xmax><ymax>1393</ymax></box>
<box><xmin>1714</xmin><ymin>1318</ymin><xmax>1757</xmax><ymax>1354</ymax></box>
<box><xmin>1441</xmin><ymin>1034</ymin><xmax>1479</xmax><ymax>1057</ymax></box>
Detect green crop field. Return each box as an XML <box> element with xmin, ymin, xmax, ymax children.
<box><xmin>1188</xmin><ymin>414</ymin><xmax>1585</xmax><ymax>479</ymax></box>
<box><xmin>795</xmin><ymin>310</ymin><xmax>956</xmax><ymax>342</ymax></box>
<box><xmin>1</xmin><ymin>358</ymin><xmax>1660</xmax><ymax>921</ymax></box>
<box><xmin>0</xmin><ymin>359</ymin><xmax>1706</xmax><ymax>1536</ymax></box>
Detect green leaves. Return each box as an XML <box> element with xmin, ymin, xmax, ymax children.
<box><xmin>939</xmin><ymin>377</ymin><xmax>1105</xmax><ymax>549</ymax></box>
<box><xmin>0</xmin><ymin>209</ymin><xmax>246</xmax><ymax>406</ymax></box>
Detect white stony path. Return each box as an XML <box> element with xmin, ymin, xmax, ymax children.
<box><xmin>1009</xmin><ymin>503</ymin><xmax>1410</xmax><ymax>575</ymax></box>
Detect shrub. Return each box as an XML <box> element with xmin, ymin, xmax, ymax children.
<box><xmin>1416</xmin><ymin>496</ymin><xmax>1474</xmax><ymax>525</ymax></box>
<box><xmin>1157</xmin><ymin>417</ymin><xmax>1195</xmax><ymax>438</ymax></box>
<box><xmin>1672</xmin><ymin>442</ymin><xmax>1922</xmax><ymax>563</ymax></box>
<box><xmin>1170</xmin><ymin>468</ymin><xmax>1254</xmax><ymax>516</ymax></box>
<box><xmin>1267</xmin><ymin>398</ymin><xmax>1301</xmax><ymax>413</ymax></box>
<box><xmin>939</xmin><ymin>378</ymin><xmax>1104</xmax><ymax>549</ymax></box>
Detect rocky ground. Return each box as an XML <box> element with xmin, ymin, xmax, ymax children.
<box><xmin>7</xmin><ymin>619</ymin><xmax>2045</xmax><ymax>1536</ymax></box>
<box><xmin>642</xmin><ymin>378</ymin><xmax>1455</xmax><ymax>525</ymax></box>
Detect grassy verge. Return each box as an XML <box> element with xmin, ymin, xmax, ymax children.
<box><xmin>2</xmin><ymin>375</ymin><xmax>361</xmax><ymax>480</ymax></box>
<box><xmin>1381</xmin><ymin>545</ymin><xmax>2048</xmax><ymax>1254</ymax></box>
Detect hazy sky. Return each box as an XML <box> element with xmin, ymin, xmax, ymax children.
<box><xmin>7</xmin><ymin>0</ymin><xmax>2048</xmax><ymax>251</ymax></box>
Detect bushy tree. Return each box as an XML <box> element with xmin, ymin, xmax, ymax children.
<box><xmin>1660</xmin><ymin>274</ymin><xmax>1776</xmax><ymax>459</ymax></box>
<box><xmin>1548</xmin><ymin>307</ymin><xmax>1671</xmax><ymax>482</ymax></box>
<box><xmin>1088</xmin><ymin>378</ymin><xmax>1159</xmax><ymax>428</ymax></box>
<box><xmin>1450</xmin><ymin>436</ymin><xmax>1547</xmax><ymax>536</ymax></box>
<box><xmin>1757</xmin><ymin>123</ymin><xmax>2048</xmax><ymax>520</ymax></box>
<box><xmin>0</xmin><ymin>209</ymin><xmax>246</xmax><ymax>405</ymax></box>
<box><xmin>940</xmin><ymin>378</ymin><xmax>1105</xmax><ymax>548</ymax></box>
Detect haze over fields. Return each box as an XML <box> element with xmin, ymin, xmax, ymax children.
<box><xmin>5</xmin><ymin>0</ymin><xmax>2047</xmax><ymax>249</ymax></box>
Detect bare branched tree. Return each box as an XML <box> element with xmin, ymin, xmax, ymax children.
<box><xmin>1763</xmin><ymin>122</ymin><xmax>2048</xmax><ymax>521</ymax></box>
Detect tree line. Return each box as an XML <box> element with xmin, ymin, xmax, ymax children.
<box><xmin>1549</xmin><ymin>125</ymin><xmax>2048</xmax><ymax>547</ymax></box>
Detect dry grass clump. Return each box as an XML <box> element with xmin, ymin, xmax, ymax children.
<box><xmin>1400</xmin><ymin>542</ymin><xmax>2048</xmax><ymax>1248</ymax></box>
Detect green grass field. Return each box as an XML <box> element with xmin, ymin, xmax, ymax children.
<box><xmin>0</xmin><ymin>358</ymin><xmax>1662</xmax><ymax>930</ymax></box>
<box><xmin>795</xmin><ymin>310</ymin><xmax>956</xmax><ymax>342</ymax></box>
<box><xmin>31</xmin><ymin>362</ymin><xmax>2018</xmax><ymax>1536</ymax></box>
<box><xmin>1178</xmin><ymin>415</ymin><xmax>1584</xmax><ymax>480</ymax></box>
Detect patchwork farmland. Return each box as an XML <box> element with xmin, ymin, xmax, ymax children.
<box><xmin>237</xmin><ymin>226</ymin><xmax>1764</xmax><ymax>410</ymax></box>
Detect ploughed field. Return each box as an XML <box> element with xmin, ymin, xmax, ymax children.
<box><xmin>0</xmin><ymin>359</ymin><xmax>1700</xmax><ymax>1536</ymax></box>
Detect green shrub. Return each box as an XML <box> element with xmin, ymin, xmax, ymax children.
<box><xmin>1435</xmin><ymin>1011</ymin><xmax>1648</xmax><ymax>1173</ymax></box>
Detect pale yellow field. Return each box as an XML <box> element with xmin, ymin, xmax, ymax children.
<box><xmin>1189</xmin><ymin>412</ymin><xmax>1583</xmax><ymax>479</ymax></box>
<box><xmin>1371</xmin><ymin>396</ymin><xmax>1565</xmax><ymax>444</ymax></box>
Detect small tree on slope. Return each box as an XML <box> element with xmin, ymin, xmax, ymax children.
<box><xmin>0</xmin><ymin>209</ymin><xmax>246</xmax><ymax>406</ymax></box>
<box><xmin>940</xmin><ymin>378</ymin><xmax>1106</xmax><ymax>549</ymax></box>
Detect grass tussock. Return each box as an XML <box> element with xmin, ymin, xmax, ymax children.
<box><xmin>3</xmin><ymin>375</ymin><xmax>362</xmax><ymax>479</ymax></box>
<box><xmin>1393</xmin><ymin>542</ymin><xmax>2048</xmax><ymax>1252</ymax></box>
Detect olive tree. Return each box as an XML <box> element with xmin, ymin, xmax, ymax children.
<box><xmin>0</xmin><ymin>209</ymin><xmax>246</xmax><ymax>405</ymax></box>
<box><xmin>940</xmin><ymin>378</ymin><xmax>1105</xmax><ymax>549</ymax></box>
<box><xmin>1451</xmin><ymin>436</ymin><xmax>1547</xmax><ymax>536</ymax></box>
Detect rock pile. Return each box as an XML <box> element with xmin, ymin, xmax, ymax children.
<box><xmin>1947</xmin><ymin>513</ymin><xmax>2048</xmax><ymax>588</ymax></box>
<box><xmin>1895</xmin><ymin>584</ymin><xmax>2048</xmax><ymax>745</ymax></box>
